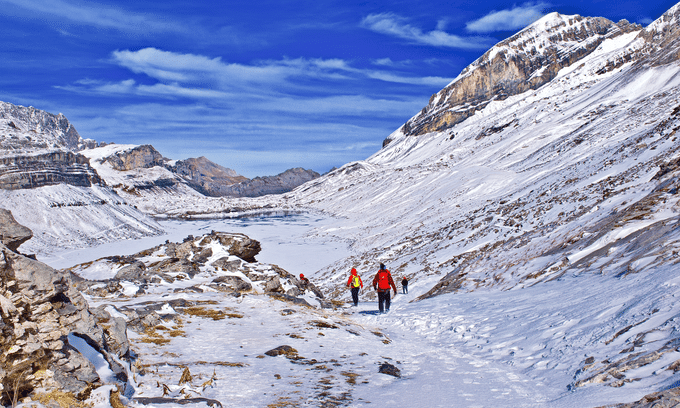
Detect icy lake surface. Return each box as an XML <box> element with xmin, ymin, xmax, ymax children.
<box><xmin>41</xmin><ymin>212</ymin><xmax>350</xmax><ymax>275</ymax></box>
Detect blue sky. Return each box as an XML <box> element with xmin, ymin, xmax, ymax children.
<box><xmin>0</xmin><ymin>0</ymin><xmax>677</xmax><ymax>177</ymax></box>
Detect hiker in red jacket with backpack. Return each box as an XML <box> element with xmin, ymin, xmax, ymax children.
<box><xmin>372</xmin><ymin>263</ymin><xmax>397</xmax><ymax>313</ymax></box>
<box><xmin>347</xmin><ymin>268</ymin><xmax>363</xmax><ymax>306</ymax></box>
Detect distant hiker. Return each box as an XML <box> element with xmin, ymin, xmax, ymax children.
<box><xmin>372</xmin><ymin>263</ymin><xmax>397</xmax><ymax>313</ymax></box>
<box><xmin>299</xmin><ymin>273</ymin><xmax>310</xmax><ymax>289</ymax></box>
<box><xmin>347</xmin><ymin>268</ymin><xmax>363</xmax><ymax>306</ymax></box>
<box><xmin>401</xmin><ymin>277</ymin><xmax>408</xmax><ymax>294</ymax></box>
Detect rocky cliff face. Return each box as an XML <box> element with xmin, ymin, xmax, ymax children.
<box><xmin>0</xmin><ymin>210</ymin><xmax>130</xmax><ymax>405</ymax></box>
<box><xmin>0</xmin><ymin>101</ymin><xmax>93</xmax><ymax>154</ymax></box>
<box><xmin>391</xmin><ymin>13</ymin><xmax>641</xmax><ymax>142</ymax></box>
<box><xmin>0</xmin><ymin>151</ymin><xmax>103</xmax><ymax>190</ymax></box>
<box><xmin>637</xmin><ymin>2</ymin><xmax>680</xmax><ymax>66</ymax></box>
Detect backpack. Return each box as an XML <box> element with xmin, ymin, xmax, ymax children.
<box><xmin>377</xmin><ymin>270</ymin><xmax>391</xmax><ymax>290</ymax></box>
<box><xmin>352</xmin><ymin>276</ymin><xmax>360</xmax><ymax>288</ymax></box>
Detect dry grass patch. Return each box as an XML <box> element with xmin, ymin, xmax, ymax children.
<box><xmin>34</xmin><ymin>391</ymin><xmax>92</xmax><ymax>408</ymax></box>
<box><xmin>140</xmin><ymin>325</ymin><xmax>171</xmax><ymax>345</ymax></box>
<box><xmin>341</xmin><ymin>371</ymin><xmax>360</xmax><ymax>385</ymax></box>
<box><xmin>181</xmin><ymin>306</ymin><xmax>243</xmax><ymax>320</ymax></box>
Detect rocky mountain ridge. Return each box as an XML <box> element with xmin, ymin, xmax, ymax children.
<box><xmin>0</xmin><ymin>101</ymin><xmax>96</xmax><ymax>154</ymax></box>
<box><xmin>391</xmin><ymin>12</ymin><xmax>642</xmax><ymax>142</ymax></box>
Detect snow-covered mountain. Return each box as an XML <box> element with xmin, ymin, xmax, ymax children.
<box><xmin>0</xmin><ymin>105</ymin><xmax>165</xmax><ymax>255</ymax></box>
<box><xmin>0</xmin><ymin>104</ymin><xmax>320</xmax><ymax>254</ymax></box>
<box><xmin>3</xmin><ymin>2</ymin><xmax>680</xmax><ymax>406</ymax></box>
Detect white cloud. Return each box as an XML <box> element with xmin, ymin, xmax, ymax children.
<box><xmin>366</xmin><ymin>72</ymin><xmax>451</xmax><ymax>87</ymax></box>
<box><xmin>110</xmin><ymin>48</ymin><xmax>357</xmax><ymax>87</ymax></box>
<box><xmin>0</xmin><ymin>0</ymin><xmax>184</xmax><ymax>33</ymax></box>
<box><xmin>361</xmin><ymin>13</ymin><xmax>491</xmax><ymax>49</ymax></box>
<box><xmin>466</xmin><ymin>3</ymin><xmax>549</xmax><ymax>33</ymax></box>
<box><xmin>107</xmin><ymin>48</ymin><xmax>449</xmax><ymax>93</ymax></box>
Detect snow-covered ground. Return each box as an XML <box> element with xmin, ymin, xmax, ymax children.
<box><xmin>39</xmin><ymin>216</ymin><xmax>680</xmax><ymax>407</ymax></box>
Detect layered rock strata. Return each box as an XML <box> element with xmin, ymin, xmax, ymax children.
<box><xmin>0</xmin><ymin>151</ymin><xmax>103</xmax><ymax>190</ymax></box>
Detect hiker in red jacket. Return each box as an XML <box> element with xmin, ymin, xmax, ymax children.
<box><xmin>347</xmin><ymin>268</ymin><xmax>363</xmax><ymax>306</ymax></box>
<box><xmin>372</xmin><ymin>263</ymin><xmax>397</xmax><ymax>313</ymax></box>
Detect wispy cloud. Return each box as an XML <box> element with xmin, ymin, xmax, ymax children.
<box><xmin>71</xmin><ymin>48</ymin><xmax>451</xmax><ymax>98</ymax></box>
<box><xmin>361</xmin><ymin>13</ymin><xmax>491</xmax><ymax>49</ymax></box>
<box><xmin>466</xmin><ymin>3</ymin><xmax>549</xmax><ymax>33</ymax></box>
<box><xmin>0</xmin><ymin>0</ymin><xmax>185</xmax><ymax>33</ymax></box>
<box><xmin>110</xmin><ymin>48</ymin><xmax>355</xmax><ymax>88</ymax></box>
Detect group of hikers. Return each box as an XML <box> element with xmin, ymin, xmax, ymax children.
<box><xmin>299</xmin><ymin>264</ymin><xmax>409</xmax><ymax>313</ymax></box>
<box><xmin>347</xmin><ymin>263</ymin><xmax>408</xmax><ymax>313</ymax></box>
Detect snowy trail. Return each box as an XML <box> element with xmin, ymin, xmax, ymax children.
<box><xmin>343</xmin><ymin>299</ymin><xmax>551</xmax><ymax>407</ymax></box>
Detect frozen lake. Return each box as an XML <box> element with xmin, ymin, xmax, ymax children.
<box><xmin>40</xmin><ymin>212</ymin><xmax>351</xmax><ymax>277</ymax></box>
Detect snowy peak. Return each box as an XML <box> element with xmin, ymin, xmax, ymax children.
<box><xmin>394</xmin><ymin>13</ymin><xmax>641</xmax><ymax>140</ymax></box>
<box><xmin>0</xmin><ymin>101</ymin><xmax>94</xmax><ymax>154</ymax></box>
<box><xmin>636</xmin><ymin>1</ymin><xmax>680</xmax><ymax>66</ymax></box>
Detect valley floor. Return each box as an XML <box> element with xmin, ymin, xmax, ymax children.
<box><xmin>28</xmin><ymin>215</ymin><xmax>680</xmax><ymax>407</ymax></box>
<box><xmin>87</xmin><ymin>270</ymin><xmax>677</xmax><ymax>408</ymax></box>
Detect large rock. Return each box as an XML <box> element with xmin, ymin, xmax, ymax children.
<box><xmin>0</xmin><ymin>213</ymin><xmax>130</xmax><ymax>405</ymax></box>
<box><xmin>0</xmin><ymin>209</ymin><xmax>32</xmax><ymax>251</ymax></box>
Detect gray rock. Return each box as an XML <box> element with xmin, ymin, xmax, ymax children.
<box><xmin>212</xmin><ymin>275</ymin><xmax>252</xmax><ymax>292</ymax></box>
<box><xmin>0</xmin><ymin>209</ymin><xmax>33</xmax><ymax>252</ymax></box>
<box><xmin>114</xmin><ymin>261</ymin><xmax>147</xmax><ymax>282</ymax></box>
<box><xmin>0</xmin><ymin>239</ymin><xmax>131</xmax><ymax>404</ymax></box>
<box><xmin>378</xmin><ymin>362</ymin><xmax>401</xmax><ymax>378</ymax></box>
<box><xmin>0</xmin><ymin>151</ymin><xmax>103</xmax><ymax>190</ymax></box>
<box><xmin>264</xmin><ymin>276</ymin><xmax>284</xmax><ymax>293</ymax></box>
<box><xmin>212</xmin><ymin>257</ymin><xmax>242</xmax><ymax>272</ymax></box>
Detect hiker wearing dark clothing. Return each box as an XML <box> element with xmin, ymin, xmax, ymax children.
<box><xmin>347</xmin><ymin>268</ymin><xmax>363</xmax><ymax>306</ymax></box>
<box><xmin>372</xmin><ymin>263</ymin><xmax>397</xmax><ymax>313</ymax></box>
<box><xmin>401</xmin><ymin>277</ymin><xmax>408</xmax><ymax>294</ymax></box>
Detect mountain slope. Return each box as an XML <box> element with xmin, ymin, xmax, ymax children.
<box><xmin>269</xmin><ymin>4</ymin><xmax>680</xmax><ymax>402</ymax></box>
<box><xmin>391</xmin><ymin>13</ymin><xmax>641</xmax><ymax>141</ymax></box>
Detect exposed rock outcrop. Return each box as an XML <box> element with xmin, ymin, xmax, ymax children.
<box><xmin>218</xmin><ymin>167</ymin><xmax>320</xmax><ymax>197</ymax></box>
<box><xmin>0</xmin><ymin>151</ymin><xmax>103</xmax><ymax>190</ymax></box>
<box><xmin>103</xmin><ymin>144</ymin><xmax>166</xmax><ymax>171</ymax></box>
<box><xmin>0</xmin><ymin>101</ymin><xmax>88</xmax><ymax>153</ymax></box>
<box><xmin>0</xmin><ymin>209</ymin><xmax>32</xmax><ymax>251</ymax></box>
<box><xmin>67</xmin><ymin>230</ymin><xmax>323</xmax><ymax>305</ymax></box>
<box><xmin>391</xmin><ymin>14</ymin><xmax>641</xmax><ymax>141</ymax></box>
<box><xmin>0</xmin><ymin>210</ymin><xmax>130</xmax><ymax>405</ymax></box>
<box><xmin>169</xmin><ymin>156</ymin><xmax>248</xmax><ymax>196</ymax></box>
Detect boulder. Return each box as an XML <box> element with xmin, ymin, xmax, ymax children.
<box><xmin>212</xmin><ymin>257</ymin><xmax>242</xmax><ymax>272</ymax></box>
<box><xmin>0</xmin><ymin>209</ymin><xmax>32</xmax><ymax>252</ymax></box>
<box><xmin>264</xmin><ymin>345</ymin><xmax>298</xmax><ymax>357</ymax></box>
<box><xmin>212</xmin><ymin>275</ymin><xmax>252</xmax><ymax>292</ymax></box>
<box><xmin>378</xmin><ymin>363</ymin><xmax>401</xmax><ymax>378</ymax></box>
<box><xmin>114</xmin><ymin>261</ymin><xmax>147</xmax><ymax>282</ymax></box>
